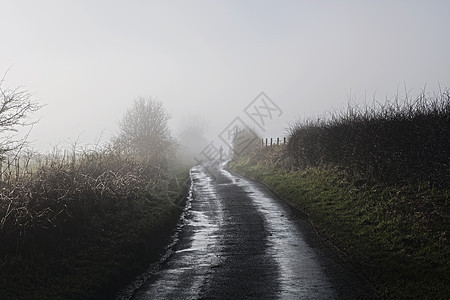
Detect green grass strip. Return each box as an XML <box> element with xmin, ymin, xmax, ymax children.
<box><xmin>229</xmin><ymin>158</ymin><xmax>449</xmax><ymax>299</ymax></box>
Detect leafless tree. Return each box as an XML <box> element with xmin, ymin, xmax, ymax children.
<box><xmin>177</xmin><ymin>114</ymin><xmax>209</xmax><ymax>163</ymax></box>
<box><xmin>115</xmin><ymin>98</ymin><xmax>175</xmax><ymax>167</ymax></box>
<box><xmin>0</xmin><ymin>74</ymin><xmax>42</xmax><ymax>157</ymax></box>
<box><xmin>231</xmin><ymin>126</ymin><xmax>261</xmax><ymax>157</ymax></box>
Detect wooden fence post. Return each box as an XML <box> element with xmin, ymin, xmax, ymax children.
<box><xmin>262</xmin><ymin>137</ymin><xmax>287</xmax><ymax>147</ymax></box>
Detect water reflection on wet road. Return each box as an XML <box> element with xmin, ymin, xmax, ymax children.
<box><xmin>118</xmin><ymin>164</ymin><xmax>377</xmax><ymax>299</ymax></box>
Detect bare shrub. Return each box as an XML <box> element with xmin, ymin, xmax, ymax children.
<box><xmin>0</xmin><ymin>74</ymin><xmax>42</xmax><ymax>156</ymax></box>
<box><xmin>231</xmin><ymin>126</ymin><xmax>262</xmax><ymax>158</ymax></box>
<box><xmin>286</xmin><ymin>89</ymin><xmax>450</xmax><ymax>186</ymax></box>
<box><xmin>115</xmin><ymin>98</ymin><xmax>175</xmax><ymax>169</ymax></box>
<box><xmin>0</xmin><ymin>145</ymin><xmax>165</xmax><ymax>255</ymax></box>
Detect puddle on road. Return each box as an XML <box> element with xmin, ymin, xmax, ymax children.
<box><xmin>116</xmin><ymin>166</ymin><xmax>223</xmax><ymax>300</ymax></box>
<box><xmin>222</xmin><ymin>169</ymin><xmax>336</xmax><ymax>299</ymax></box>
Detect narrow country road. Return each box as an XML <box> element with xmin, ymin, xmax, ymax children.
<box><xmin>117</xmin><ymin>163</ymin><xmax>378</xmax><ymax>299</ymax></box>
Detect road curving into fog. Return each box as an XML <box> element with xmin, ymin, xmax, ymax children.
<box><xmin>117</xmin><ymin>163</ymin><xmax>378</xmax><ymax>299</ymax></box>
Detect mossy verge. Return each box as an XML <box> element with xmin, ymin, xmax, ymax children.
<box><xmin>0</xmin><ymin>171</ymin><xmax>191</xmax><ymax>300</ymax></box>
<box><xmin>228</xmin><ymin>158</ymin><xmax>449</xmax><ymax>299</ymax></box>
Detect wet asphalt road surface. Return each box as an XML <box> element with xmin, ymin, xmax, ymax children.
<box><xmin>118</xmin><ymin>164</ymin><xmax>378</xmax><ymax>299</ymax></box>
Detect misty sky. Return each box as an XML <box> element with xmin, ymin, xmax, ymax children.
<box><xmin>1</xmin><ymin>0</ymin><xmax>450</xmax><ymax>152</ymax></box>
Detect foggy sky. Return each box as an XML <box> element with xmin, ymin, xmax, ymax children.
<box><xmin>1</xmin><ymin>0</ymin><xmax>449</xmax><ymax>152</ymax></box>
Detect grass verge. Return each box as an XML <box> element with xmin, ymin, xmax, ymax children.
<box><xmin>228</xmin><ymin>157</ymin><xmax>449</xmax><ymax>299</ymax></box>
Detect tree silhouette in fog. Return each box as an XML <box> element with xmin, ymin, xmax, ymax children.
<box><xmin>177</xmin><ymin>114</ymin><xmax>209</xmax><ymax>164</ymax></box>
<box><xmin>115</xmin><ymin>98</ymin><xmax>175</xmax><ymax>168</ymax></box>
<box><xmin>0</xmin><ymin>74</ymin><xmax>41</xmax><ymax>156</ymax></box>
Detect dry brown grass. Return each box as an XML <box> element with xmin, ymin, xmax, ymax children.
<box><xmin>0</xmin><ymin>145</ymin><xmax>167</xmax><ymax>256</ymax></box>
